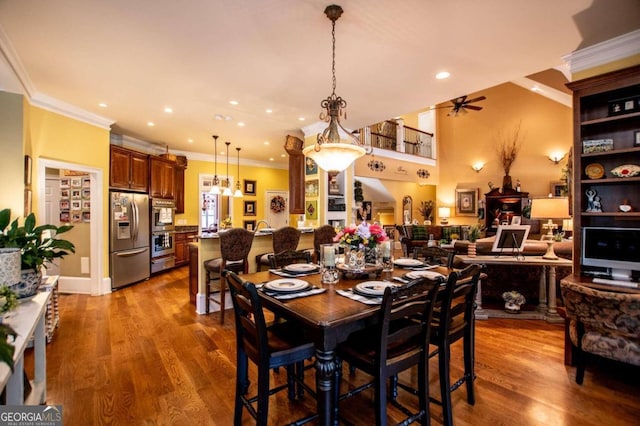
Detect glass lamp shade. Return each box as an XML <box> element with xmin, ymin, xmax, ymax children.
<box><xmin>233</xmin><ymin>186</ymin><xmax>243</xmax><ymax>197</ymax></box>
<box><xmin>222</xmin><ymin>186</ymin><xmax>233</xmax><ymax>197</ymax></box>
<box><xmin>302</xmin><ymin>142</ymin><xmax>366</xmax><ymax>174</ymax></box>
<box><xmin>209</xmin><ymin>184</ymin><xmax>221</xmax><ymax>195</ymax></box>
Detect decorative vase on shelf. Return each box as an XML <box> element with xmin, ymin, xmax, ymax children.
<box><xmin>0</xmin><ymin>248</ymin><xmax>21</xmax><ymax>288</ymax></box>
<box><xmin>502</xmin><ymin>175</ymin><xmax>513</xmax><ymax>191</ymax></box>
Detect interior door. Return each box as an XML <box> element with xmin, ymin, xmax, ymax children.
<box><xmin>265</xmin><ymin>191</ymin><xmax>289</xmax><ymax>229</ymax></box>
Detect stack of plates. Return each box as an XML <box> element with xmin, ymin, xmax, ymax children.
<box><xmin>264</xmin><ymin>278</ymin><xmax>310</xmax><ymax>293</ymax></box>
<box><xmin>404</xmin><ymin>270</ymin><xmax>446</xmax><ymax>281</ymax></box>
<box><xmin>394</xmin><ymin>258</ymin><xmax>425</xmax><ymax>268</ymax></box>
<box><xmin>353</xmin><ymin>281</ymin><xmax>396</xmax><ymax>297</ymax></box>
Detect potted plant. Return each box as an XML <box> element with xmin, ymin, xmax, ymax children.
<box><xmin>467</xmin><ymin>225</ymin><xmax>480</xmax><ymax>257</ymax></box>
<box><xmin>417</xmin><ymin>201</ymin><xmax>434</xmax><ymax>225</ymax></box>
<box><xmin>0</xmin><ymin>208</ymin><xmax>75</xmax><ymax>298</ymax></box>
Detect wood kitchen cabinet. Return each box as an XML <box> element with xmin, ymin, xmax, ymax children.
<box><xmin>150</xmin><ymin>156</ymin><xmax>176</xmax><ymax>199</ymax></box>
<box><xmin>109</xmin><ymin>145</ymin><xmax>149</xmax><ymax>192</ymax></box>
<box><xmin>175</xmin><ymin>165</ymin><xmax>186</xmax><ymax>214</ymax></box>
<box><xmin>174</xmin><ymin>231</ymin><xmax>197</xmax><ymax>267</ymax></box>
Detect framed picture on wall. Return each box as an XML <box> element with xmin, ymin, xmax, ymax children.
<box><xmin>455</xmin><ymin>188</ymin><xmax>478</xmax><ymax>216</ymax></box>
<box><xmin>305</xmin><ymin>158</ymin><xmax>318</xmax><ymax>175</ymax></box>
<box><xmin>244</xmin><ymin>220</ymin><xmax>256</xmax><ymax>231</ymax></box>
<box><xmin>244</xmin><ymin>180</ymin><xmax>256</xmax><ymax>195</ymax></box>
<box><xmin>635</xmin><ymin>130</ymin><xmax>640</xmax><ymax>146</ymax></box>
<box><xmin>550</xmin><ymin>181</ymin><xmax>566</xmax><ymax>197</ymax></box>
<box><xmin>306</xmin><ymin>200</ymin><xmax>318</xmax><ymax>220</ymax></box>
<box><xmin>24</xmin><ymin>155</ymin><xmax>32</xmax><ymax>187</ymax></box>
<box><xmin>244</xmin><ymin>200</ymin><xmax>256</xmax><ymax>216</ymax></box>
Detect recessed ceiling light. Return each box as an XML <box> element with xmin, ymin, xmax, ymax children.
<box><xmin>298</xmin><ymin>117</ymin><xmax>305</xmax><ymax>121</ymax></box>
<box><xmin>281</xmin><ymin>154</ymin><xmax>286</xmax><ymax>158</ymax></box>
<box><xmin>229</xmin><ymin>100</ymin><xmax>239</xmax><ymax>105</ymax></box>
<box><xmin>265</xmin><ymin>109</ymin><xmax>273</xmax><ymax>113</ymax></box>
<box><xmin>531</xmin><ymin>86</ymin><xmax>543</xmax><ymax>93</ymax></box>
<box><xmin>147</xmin><ymin>121</ymin><xmax>155</xmax><ymax>127</ymax></box>
<box><xmin>98</xmin><ymin>102</ymin><xmax>108</xmax><ymax>108</ymax></box>
<box><xmin>188</xmin><ymin>138</ymin><xmax>194</xmax><ymax>143</ymax></box>
<box><xmin>214</xmin><ymin>114</ymin><xmax>232</xmax><ymax>121</ymax></box>
<box><xmin>435</xmin><ymin>71</ymin><xmax>450</xmax><ymax>80</ymax></box>
<box><xmin>164</xmin><ymin>107</ymin><xmax>173</xmax><ymax>113</ymax></box>
<box><xmin>237</xmin><ymin>122</ymin><xmax>245</xmax><ymax>127</ymax></box>
<box><xmin>264</xmin><ymin>141</ymin><xmax>270</xmax><ymax>145</ymax></box>
<box><xmin>269</xmin><ymin>157</ymin><xmax>274</xmax><ymax>161</ymax></box>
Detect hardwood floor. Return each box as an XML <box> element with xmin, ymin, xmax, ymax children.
<box><xmin>39</xmin><ymin>267</ymin><xmax>639</xmax><ymax>425</ymax></box>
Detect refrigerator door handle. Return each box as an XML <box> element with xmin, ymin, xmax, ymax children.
<box><xmin>131</xmin><ymin>199</ymin><xmax>138</xmax><ymax>242</ymax></box>
<box><xmin>115</xmin><ymin>248</ymin><xmax>148</xmax><ymax>257</ymax></box>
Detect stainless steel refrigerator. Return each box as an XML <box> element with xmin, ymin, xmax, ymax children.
<box><xmin>110</xmin><ymin>191</ymin><xmax>150</xmax><ymax>289</ymax></box>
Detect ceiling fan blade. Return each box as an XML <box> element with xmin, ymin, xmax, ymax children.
<box><xmin>451</xmin><ymin>95</ymin><xmax>467</xmax><ymax>105</ymax></box>
<box><xmin>463</xmin><ymin>96</ymin><xmax>486</xmax><ymax>104</ymax></box>
<box><xmin>465</xmin><ymin>105</ymin><xmax>483</xmax><ymax>111</ymax></box>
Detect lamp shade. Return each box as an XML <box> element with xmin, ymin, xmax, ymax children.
<box><xmin>302</xmin><ymin>143</ymin><xmax>366</xmax><ymax>174</ymax></box>
<box><xmin>530</xmin><ymin>197</ymin><xmax>570</xmax><ymax>220</ymax></box>
<box><xmin>438</xmin><ymin>207</ymin><xmax>451</xmax><ymax>218</ymax></box>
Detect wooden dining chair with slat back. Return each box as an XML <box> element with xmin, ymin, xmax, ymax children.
<box><xmin>413</xmin><ymin>246</ymin><xmax>455</xmax><ymax>268</ymax></box>
<box><xmin>255</xmin><ymin>226</ymin><xmax>301</xmax><ymax>271</ymax></box>
<box><xmin>203</xmin><ymin>227</ymin><xmax>254</xmax><ymax>323</ymax></box>
<box><xmin>224</xmin><ymin>270</ymin><xmax>317</xmax><ymax>426</ymax></box>
<box><xmin>268</xmin><ymin>249</ymin><xmax>312</xmax><ymax>269</ymax></box>
<box><xmin>335</xmin><ymin>277</ymin><xmax>441</xmax><ymax>426</ymax></box>
<box><xmin>313</xmin><ymin>224</ymin><xmax>336</xmax><ymax>263</ymax></box>
<box><xmin>428</xmin><ymin>264</ymin><xmax>483</xmax><ymax>426</ymax></box>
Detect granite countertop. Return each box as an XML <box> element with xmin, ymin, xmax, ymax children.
<box><xmin>175</xmin><ymin>225</ymin><xmax>199</xmax><ymax>233</ymax></box>
<box><xmin>197</xmin><ymin>227</ymin><xmax>315</xmax><ymax>239</ymax></box>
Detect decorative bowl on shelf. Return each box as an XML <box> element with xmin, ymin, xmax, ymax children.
<box><xmin>610</xmin><ymin>164</ymin><xmax>640</xmax><ymax>178</ymax></box>
<box><xmin>585</xmin><ymin>163</ymin><xmax>604</xmax><ymax>179</ymax></box>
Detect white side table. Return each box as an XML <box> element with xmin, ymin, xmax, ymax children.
<box><xmin>40</xmin><ymin>275</ymin><xmax>60</xmax><ymax>343</ymax></box>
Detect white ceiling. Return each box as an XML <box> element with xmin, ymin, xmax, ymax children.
<box><xmin>1</xmin><ymin>0</ymin><xmax>639</xmax><ymax>167</ymax></box>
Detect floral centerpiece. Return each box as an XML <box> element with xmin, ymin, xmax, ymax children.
<box><xmin>334</xmin><ymin>222</ymin><xmax>388</xmax><ymax>271</ymax></box>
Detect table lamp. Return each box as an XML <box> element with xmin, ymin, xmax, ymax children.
<box><xmin>530</xmin><ymin>197</ymin><xmax>570</xmax><ymax>259</ymax></box>
<box><xmin>439</xmin><ymin>207</ymin><xmax>450</xmax><ymax>225</ymax></box>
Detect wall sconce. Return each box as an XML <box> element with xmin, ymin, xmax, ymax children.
<box><xmin>438</xmin><ymin>207</ymin><xmax>451</xmax><ymax>225</ymax></box>
<box><xmin>548</xmin><ymin>152</ymin><xmax>566</xmax><ymax>164</ymax></box>
<box><xmin>471</xmin><ymin>162</ymin><xmax>484</xmax><ymax>173</ymax></box>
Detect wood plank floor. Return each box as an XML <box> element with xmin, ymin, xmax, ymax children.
<box><xmin>39</xmin><ymin>267</ymin><xmax>639</xmax><ymax>425</ymax></box>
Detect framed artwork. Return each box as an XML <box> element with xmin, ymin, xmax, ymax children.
<box><xmin>305</xmin><ymin>179</ymin><xmax>319</xmax><ymax>198</ymax></box>
<box><xmin>71</xmin><ymin>212</ymin><xmax>82</xmax><ymax>223</ymax></box>
<box><xmin>70</xmin><ymin>177</ymin><xmax>82</xmax><ymax>188</ymax></box>
<box><xmin>635</xmin><ymin>130</ymin><xmax>640</xmax><ymax>146</ymax></box>
<box><xmin>82</xmin><ymin>200</ymin><xmax>91</xmax><ymax>210</ymax></box>
<box><xmin>59</xmin><ymin>212</ymin><xmax>70</xmax><ymax>223</ymax></box>
<box><xmin>244</xmin><ymin>179</ymin><xmax>256</xmax><ymax>195</ymax></box>
<box><xmin>455</xmin><ymin>188</ymin><xmax>478</xmax><ymax>216</ymax></box>
<box><xmin>82</xmin><ymin>177</ymin><xmax>91</xmax><ymax>188</ymax></box>
<box><xmin>82</xmin><ymin>188</ymin><xmax>91</xmax><ymax>199</ymax></box>
<box><xmin>243</xmin><ymin>220</ymin><xmax>256</xmax><ymax>231</ymax></box>
<box><xmin>511</xmin><ymin>215</ymin><xmax>522</xmax><ymax>225</ymax></box>
<box><xmin>305</xmin><ymin>157</ymin><xmax>318</xmax><ymax>175</ymax></box>
<box><xmin>59</xmin><ymin>200</ymin><xmax>70</xmax><ymax>210</ymax></box>
<box><xmin>244</xmin><ymin>200</ymin><xmax>256</xmax><ymax>216</ymax></box>
<box><xmin>491</xmin><ymin>225</ymin><xmax>531</xmax><ymax>254</ymax></box>
<box><xmin>24</xmin><ymin>155</ymin><xmax>32</xmax><ymax>187</ymax></box>
<box><xmin>305</xmin><ymin>200</ymin><xmax>318</xmax><ymax>220</ymax></box>
<box><xmin>71</xmin><ymin>200</ymin><xmax>82</xmax><ymax>210</ymax></box>
<box><xmin>60</xmin><ymin>189</ymin><xmax>70</xmax><ymax>199</ymax></box>
<box><xmin>82</xmin><ymin>211</ymin><xmax>91</xmax><ymax>222</ymax></box>
<box><xmin>550</xmin><ymin>181</ymin><xmax>566</xmax><ymax>197</ymax></box>
<box><xmin>357</xmin><ymin>201</ymin><xmax>372</xmax><ymax>220</ymax></box>
<box><xmin>71</xmin><ymin>189</ymin><xmax>81</xmax><ymax>199</ymax></box>
<box><xmin>24</xmin><ymin>189</ymin><xmax>32</xmax><ymax>217</ymax></box>
<box><xmin>60</xmin><ymin>178</ymin><xmax>70</xmax><ymax>188</ymax></box>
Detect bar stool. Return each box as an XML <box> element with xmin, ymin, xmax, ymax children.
<box><xmin>255</xmin><ymin>226</ymin><xmax>301</xmax><ymax>271</ymax></box>
<box><xmin>203</xmin><ymin>227</ymin><xmax>254</xmax><ymax>324</ymax></box>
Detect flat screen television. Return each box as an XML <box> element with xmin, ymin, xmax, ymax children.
<box><xmin>582</xmin><ymin>227</ymin><xmax>640</xmax><ymax>280</ymax></box>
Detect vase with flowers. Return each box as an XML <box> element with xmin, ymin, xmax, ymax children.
<box><xmin>334</xmin><ymin>222</ymin><xmax>388</xmax><ymax>272</ymax></box>
<box><xmin>417</xmin><ymin>201</ymin><xmax>434</xmax><ymax>225</ymax></box>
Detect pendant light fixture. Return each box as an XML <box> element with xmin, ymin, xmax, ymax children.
<box><xmin>234</xmin><ymin>147</ymin><xmax>243</xmax><ymax>197</ymax></box>
<box><xmin>209</xmin><ymin>135</ymin><xmax>221</xmax><ymax>194</ymax></box>
<box><xmin>222</xmin><ymin>141</ymin><xmax>233</xmax><ymax>196</ymax></box>
<box><xmin>302</xmin><ymin>4</ymin><xmax>370</xmax><ymax>174</ymax></box>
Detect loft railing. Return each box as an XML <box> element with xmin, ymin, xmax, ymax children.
<box><xmin>357</xmin><ymin>119</ymin><xmax>435</xmax><ymax>160</ymax></box>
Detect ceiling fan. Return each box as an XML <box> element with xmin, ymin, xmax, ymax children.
<box><xmin>433</xmin><ymin>95</ymin><xmax>487</xmax><ymax>116</ymax></box>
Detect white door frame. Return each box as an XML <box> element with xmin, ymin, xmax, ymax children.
<box><xmin>38</xmin><ymin>158</ymin><xmax>106</xmax><ymax>295</ymax></box>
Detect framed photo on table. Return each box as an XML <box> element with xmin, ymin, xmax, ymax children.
<box><xmin>244</xmin><ymin>179</ymin><xmax>256</xmax><ymax>196</ymax></box>
<box><xmin>455</xmin><ymin>188</ymin><xmax>478</xmax><ymax>216</ymax></box>
<box><xmin>244</xmin><ymin>200</ymin><xmax>256</xmax><ymax>216</ymax></box>
<box><xmin>491</xmin><ymin>225</ymin><xmax>531</xmax><ymax>254</ymax></box>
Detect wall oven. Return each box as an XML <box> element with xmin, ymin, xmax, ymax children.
<box><xmin>151</xmin><ymin>198</ymin><xmax>176</xmax><ymax>232</ymax></box>
<box><xmin>151</xmin><ymin>231</ymin><xmax>175</xmax><ymax>258</ymax></box>
<box><xmin>150</xmin><ymin>198</ymin><xmax>176</xmax><ymax>273</ymax></box>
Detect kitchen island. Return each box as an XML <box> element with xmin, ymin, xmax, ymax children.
<box><xmin>193</xmin><ymin>228</ymin><xmax>315</xmax><ymax>314</ymax></box>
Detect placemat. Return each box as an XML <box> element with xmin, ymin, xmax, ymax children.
<box><xmin>336</xmin><ymin>289</ymin><xmax>382</xmax><ymax>305</ymax></box>
<box><xmin>259</xmin><ymin>285</ymin><xmax>326</xmax><ymax>300</ymax></box>
<box><xmin>269</xmin><ymin>268</ymin><xmax>320</xmax><ymax>278</ymax></box>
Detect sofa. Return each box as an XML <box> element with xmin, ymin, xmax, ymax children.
<box><xmin>451</xmin><ymin>237</ymin><xmax>573</xmax><ymax>306</ymax></box>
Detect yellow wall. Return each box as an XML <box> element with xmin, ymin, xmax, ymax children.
<box><xmin>176</xmin><ymin>159</ymin><xmax>290</xmax><ymax>227</ymax></box>
<box><xmin>24</xmin><ymin>103</ymin><xmax>111</xmax><ymax>277</ymax></box>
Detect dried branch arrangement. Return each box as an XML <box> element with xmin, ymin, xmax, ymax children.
<box><xmin>495</xmin><ymin>122</ymin><xmax>523</xmax><ymax>176</ymax></box>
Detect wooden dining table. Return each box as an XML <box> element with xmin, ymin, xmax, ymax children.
<box><xmin>240</xmin><ymin>265</ymin><xmax>451</xmax><ymax>426</ymax></box>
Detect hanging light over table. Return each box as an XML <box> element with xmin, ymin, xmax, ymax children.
<box><xmin>209</xmin><ymin>135</ymin><xmax>221</xmax><ymax>194</ymax></box>
<box><xmin>222</xmin><ymin>141</ymin><xmax>233</xmax><ymax>196</ymax></box>
<box><xmin>302</xmin><ymin>4</ymin><xmax>370</xmax><ymax>174</ymax></box>
<box><xmin>234</xmin><ymin>147</ymin><xmax>243</xmax><ymax>198</ymax></box>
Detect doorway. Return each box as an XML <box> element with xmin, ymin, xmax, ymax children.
<box><xmin>38</xmin><ymin>159</ymin><xmax>105</xmax><ymax>295</ymax></box>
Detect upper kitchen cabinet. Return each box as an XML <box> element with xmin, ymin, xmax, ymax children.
<box><xmin>150</xmin><ymin>156</ymin><xmax>176</xmax><ymax>199</ymax></box>
<box><xmin>110</xmin><ymin>145</ymin><xmax>149</xmax><ymax>192</ymax></box>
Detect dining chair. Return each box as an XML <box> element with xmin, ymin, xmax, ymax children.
<box><xmin>413</xmin><ymin>246</ymin><xmax>455</xmax><ymax>268</ymax></box>
<box><xmin>203</xmin><ymin>227</ymin><xmax>254</xmax><ymax>323</ymax></box>
<box><xmin>313</xmin><ymin>224</ymin><xmax>337</xmax><ymax>263</ymax></box>
<box><xmin>255</xmin><ymin>226</ymin><xmax>302</xmax><ymax>271</ymax></box>
<box><xmin>428</xmin><ymin>264</ymin><xmax>483</xmax><ymax>426</ymax></box>
<box><xmin>224</xmin><ymin>270</ymin><xmax>317</xmax><ymax>426</ymax></box>
<box><xmin>268</xmin><ymin>249</ymin><xmax>312</xmax><ymax>269</ymax></box>
<box><xmin>335</xmin><ymin>277</ymin><xmax>441</xmax><ymax>426</ymax></box>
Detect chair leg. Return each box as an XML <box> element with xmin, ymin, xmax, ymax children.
<box><xmin>418</xmin><ymin>360</ymin><xmax>430</xmax><ymax>426</ymax></box>
<box><xmin>463</xmin><ymin>327</ymin><xmax>476</xmax><ymax>404</ymax></box>
<box><xmin>575</xmin><ymin>347</ymin><xmax>586</xmax><ymax>385</ymax></box>
<box><xmin>219</xmin><ymin>275</ymin><xmax>226</xmax><ymax>325</ymax></box>
<box><xmin>205</xmin><ymin>271</ymin><xmax>211</xmax><ymax>314</ymax></box>
<box><xmin>374</xmin><ymin>375</ymin><xmax>387</xmax><ymax>426</ymax></box>
<box><xmin>235</xmin><ymin>351</ymin><xmax>249</xmax><ymax>425</ymax></box>
<box><xmin>439</xmin><ymin>342</ymin><xmax>454</xmax><ymax>426</ymax></box>
<box><xmin>256</xmin><ymin>363</ymin><xmax>271</xmax><ymax>426</ymax></box>
<box><xmin>333</xmin><ymin>358</ymin><xmax>343</xmax><ymax>420</ymax></box>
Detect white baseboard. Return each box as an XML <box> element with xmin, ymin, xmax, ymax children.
<box><xmin>196</xmin><ymin>292</ymin><xmax>232</xmax><ymax>315</ymax></box>
<box><xmin>57</xmin><ymin>276</ymin><xmax>92</xmax><ymax>294</ymax></box>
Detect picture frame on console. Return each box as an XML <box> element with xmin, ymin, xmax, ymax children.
<box><xmin>455</xmin><ymin>188</ymin><xmax>478</xmax><ymax>216</ymax></box>
<box><xmin>491</xmin><ymin>225</ymin><xmax>531</xmax><ymax>255</ymax></box>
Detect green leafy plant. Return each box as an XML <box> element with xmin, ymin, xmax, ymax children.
<box><xmin>468</xmin><ymin>225</ymin><xmax>480</xmax><ymax>243</ymax></box>
<box><xmin>0</xmin><ymin>286</ymin><xmax>18</xmax><ymax>316</ymax></box>
<box><xmin>417</xmin><ymin>201</ymin><xmax>434</xmax><ymax>221</ymax></box>
<box><xmin>0</xmin><ymin>323</ymin><xmax>17</xmax><ymax>371</ymax></box>
<box><xmin>0</xmin><ymin>208</ymin><xmax>75</xmax><ymax>271</ymax></box>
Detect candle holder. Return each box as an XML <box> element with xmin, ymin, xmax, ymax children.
<box><xmin>320</xmin><ymin>243</ymin><xmax>339</xmax><ymax>284</ymax></box>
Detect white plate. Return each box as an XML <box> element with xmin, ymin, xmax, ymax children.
<box><xmin>394</xmin><ymin>258</ymin><xmax>424</xmax><ymax>267</ymax></box>
<box><xmin>404</xmin><ymin>270</ymin><xmax>446</xmax><ymax>281</ymax></box>
<box><xmin>283</xmin><ymin>263</ymin><xmax>318</xmax><ymax>273</ymax></box>
<box><xmin>265</xmin><ymin>279</ymin><xmax>310</xmax><ymax>292</ymax></box>
<box><xmin>354</xmin><ymin>281</ymin><xmax>396</xmax><ymax>296</ymax></box>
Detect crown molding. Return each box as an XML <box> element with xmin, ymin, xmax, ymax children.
<box><xmin>169</xmin><ymin>148</ymin><xmax>288</xmax><ymax>170</ymax></box>
<box><xmin>562</xmin><ymin>30</ymin><xmax>640</xmax><ymax>74</ymax></box>
<box><xmin>0</xmin><ymin>23</ymin><xmax>35</xmax><ymax>96</ymax></box>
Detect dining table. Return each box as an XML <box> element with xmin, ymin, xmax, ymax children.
<box><xmin>240</xmin><ymin>261</ymin><xmax>452</xmax><ymax>426</ymax></box>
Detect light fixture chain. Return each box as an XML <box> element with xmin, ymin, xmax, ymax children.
<box><xmin>331</xmin><ymin>18</ymin><xmax>336</xmax><ymax>96</ymax></box>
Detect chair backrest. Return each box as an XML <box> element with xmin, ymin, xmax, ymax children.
<box><xmin>219</xmin><ymin>228</ymin><xmax>255</xmax><ymax>265</ymax></box>
<box><xmin>268</xmin><ymin>249</ymin><xmax>312</xmax><ymax>269</ymax></box>
<box><xmin>435</xmin><ymin>264</ymin><xmax>483</xmax><ymax>342</ymax></box>
<box><xmin>272</xmin><ymin>226</ymin><xmax>301</xmax><ymax>253</ymax></box>
<box><xmin>225</xmin><ymin>270</ymin><xmax>269</xmax><ymax>363</ymax></box>
<box><xmin>313</xmin><ymin>225</ymin><xmax>337</xmax><ymax>261</ymax></box>
<box><xmin>377</xmin><ymin>277</ymin><xmax>441</xmax><ymax>369</ymax></box>
<box><xmin>413</xmin><ymin>246</ymin><xmax>455</xmax><ymax>268</ymax></box>
<box><xmin>560</xmin><ymin>281</ymin><xmax>640</xmax><ymax>340</ymax></box>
